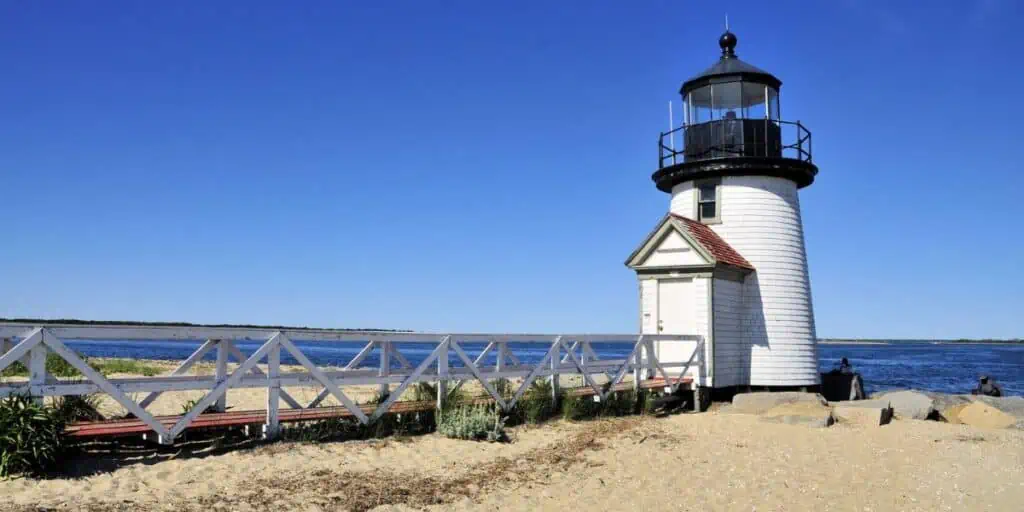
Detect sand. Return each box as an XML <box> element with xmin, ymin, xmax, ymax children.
<box><xmin>1</xmin><ymin>408</ymin><xmax>1022</xmax><ymax>511</ymax></box>
<box><xmin>3</xmin><ymin>359</ymin><xmax>1024</xmax><ymax>510</ymax></box>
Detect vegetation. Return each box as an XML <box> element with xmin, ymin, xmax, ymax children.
<box><xmin>95</xmin><ymin>359</ymin><xmax>163</xmax><ymax>376</ymax></box>
<box><xmin>0</xmin><ymin>317</ymin><xmax>404</xmax><ymax>333</ymax></box>
<box><xmin>516</xmin><ymin>379</ymin><xmax>557</xmax><ymax>424</ymax></box>
<box><xmin>0</xmin><ymin>395</ymin><xmax>66</xmax><ymax>478</ymax></box>
<box><xmin>437</xmin><ymin>404</ymin><xmax>507</xmax><ymax>442</ymax></box>
<box><xmin>51</xmin><ymin>394</ymin><xmax>104</xmax><ymax>424</ymax></box>
<box><xmin>181</xmin><ymin>398</ymin><xmax>214</xmax><ymax>415</ymax></box>
<box><xmin>1</xmin><ymin>353</ymin><xmax>163</xmax><ymax>378</ymax></box>
<box><xmin>562</xmin><ymin>389</ymin><xmax>656</xmax><ymax>420</ymax></box>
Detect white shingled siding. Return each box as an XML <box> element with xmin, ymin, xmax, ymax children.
<box><xmin>711</xmin><ymin>277</ymin><xmax>745</xmax><ymax>387</ymax></box>
<box><xmin>671</xmin><ymin>176</ymin><xmax>818</xmax><ymax>387</ymax></box>
<box><xmin>692</xmin><ymin>276</ymin><xmax>711</xmax><ymax>387</ymax></box>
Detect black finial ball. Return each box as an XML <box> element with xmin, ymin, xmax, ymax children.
<box><xmin>719</xmin><ymin>31</ymin><xmax>737</xmax><ymax>56</ymax></box>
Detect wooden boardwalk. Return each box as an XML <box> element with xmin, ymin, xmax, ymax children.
<box><xmin>67</xmin><ymin>377</ymin><xmax>692</xmax><ymax>439</ymax></box>
<box><xmin>2</xmin><ymin>323</ymin><xmax>704</xmax><ymax>443</ymax></box>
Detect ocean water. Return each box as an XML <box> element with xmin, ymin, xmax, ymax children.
<box><xmin>58</xmin><ymin>339</ymin><xmax>1023</xmax><ymax>397</ymax></box>
<box><xmin>818</xmin><ymin>342</ymin><xmax>1023</xmax><ymax>396</ymax></box>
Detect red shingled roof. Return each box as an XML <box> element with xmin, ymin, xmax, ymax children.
<box><xmin>670</xmin><ymin>214</ymin><xmax>755</xmax><ymax>271</ymax></box>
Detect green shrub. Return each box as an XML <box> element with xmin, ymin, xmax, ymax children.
<box><xmin>561</xmin><ymin>393</ymin><xmax>602</xmax><ymax>421</ymax></box>
<box><xmin>561</xmin><ymin>390</ymin><xmax>641</xmax><ymax>421</ymax></box>
<box><xmin>641</xmin><ymin>390</ymin><xmax>659</xmax><ymax>415</ymax></box>
<box><xmin>411</xmin><ymin>382</ymin><xmax>437</xmax><ymax>403</ymax></box>
<box><xmin>95</xmin><ymin>359</ymin><xmax>163</xmax><ymax>376</ymax></box>
<box><xmin>181</xmin><ymin>399</ymin><xmax>219</xmax><ymax>415</ymax></box>
<box><xmin>282</xmin><ymin>417</ymin><xmax>368</xmax><ymax>443</ymax></box>
<box><xmin>1</xmin><ymin>354</ymin><xmax>161</xmax><ymax>379</ymax></box>
<box><xmin>603</xmin><ymin>390</ymin><xmax>639</xmax><ymax>417</ymax></box>
<box><xmin>1</xmin><ymin>353</ymin><xmax>95</xmax><ymax>378</ymax></box>
<box><xmin>437</xmin><ymin>404</ymin><xmax>507</xmax><ymax>442</ymax></box>
<box><xmin>0</xmin><ymin>395</ymin><xmax>66</xmax><ymax>478</ymax></box>
<box><xmin>410</xmin><ymin>382</ymin><xmax>466</xmax><ymax>408</ymax></box>
<box><xmin>491</xmin><ymin>378</ymin><xmax>512</xmax><ymax>400</ymax></box>
<box><xmin>51</xmin><ymin>394</ymin><xmax>104</xmax><ymax>424</ymax></box>
<box><xmin>518</xmin><ymin>379</ymin><xmax>557</xmax><ymax>424</ymax></box>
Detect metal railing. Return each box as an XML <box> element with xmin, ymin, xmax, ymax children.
<box><xmin>0</xmin><ymin>323</ymin><xmax>705</xmax><ymax>444</ymax></box>
<box><xmin>659</xmin><ymin>118</ymin><xmax>812</xmax><ymax>168</ymax></box>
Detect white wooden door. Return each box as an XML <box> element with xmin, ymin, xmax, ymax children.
<box><xmin>657</xmin><ymin>278</ymin><xmax>694</xmax><ymax>334</ymax></box>
<box><xmin>655</xmin><ymin>278</ymin><xmax>696</xmax><ymax>376</ymax></box>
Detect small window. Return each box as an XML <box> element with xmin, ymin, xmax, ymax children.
<box><xmin>697</xmin><ymin>181</ymin><xmax>719</xmax><ymax>223</ymax></box>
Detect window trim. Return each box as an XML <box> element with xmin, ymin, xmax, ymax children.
<box><xmin>694</xmin><ymin>179</ymin><xmax>722</xmax><ymax>225</ymax></box>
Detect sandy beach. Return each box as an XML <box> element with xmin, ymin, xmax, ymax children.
<box><xmin>0</xmin><ymin>403</ymin><xmax>1022</xmax><ymax>511</ymax></box>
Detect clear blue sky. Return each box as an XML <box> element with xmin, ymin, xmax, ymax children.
<box><xmin>2</xmin><ymin>1</ymin><xmax>1022</xmax><ymax>339</ymax></box>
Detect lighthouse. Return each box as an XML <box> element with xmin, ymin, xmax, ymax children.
<box><xmin>626</xmin><ymin>29</ymin><xmax>819</xmax><ymax>391</ymax></box>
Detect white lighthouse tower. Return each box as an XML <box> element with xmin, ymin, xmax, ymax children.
<box><xmin>626</xmin><ymin>30</ymin><xmax>819</xmax><ymax>391</ymax></box>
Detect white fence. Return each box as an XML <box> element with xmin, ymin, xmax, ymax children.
<box><xmin>0</xmin><ymin>323</ymin><xmax>704</xmax><ymax>444</ymax></box>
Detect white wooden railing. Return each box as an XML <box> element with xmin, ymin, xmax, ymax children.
<box><xmin>0</xmin><ymin>323</ymin><xmax>705</xmax><ymax>444</ymax></box>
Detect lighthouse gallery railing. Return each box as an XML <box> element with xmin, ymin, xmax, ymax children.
<box><xmin>659</xmin><ymin>118</ymin><xmax>812</xmax><ymax>168</ymax></box>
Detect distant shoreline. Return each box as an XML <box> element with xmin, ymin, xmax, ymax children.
<box><xmin>820</xmin><ymin>339</ymin><xmax>1023</xmax><ymax>345</ymax></box>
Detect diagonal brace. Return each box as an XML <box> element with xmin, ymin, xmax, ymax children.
<box><xmin>41</xmin><ymin>329</ymin><xmax>172</xmax><ymax>440</ymax></box>
<box><xmin>450</xmin><ymin>341</ymin><xmax>507</xmax><ymax>410</ymax></box>
<box><xmin>277</xmin><ymin>334</ymin><xmax>368</xmax><ymax>424</ymax></box>
<box><xmin>167</xmin><ymin>333</ymin><xmax>282</xmax><ymax>439</ymax></box>
<box><xmin>370</xmin><ymin>337</ymin><xmax>448</xmax><ymax>421</ymax></box>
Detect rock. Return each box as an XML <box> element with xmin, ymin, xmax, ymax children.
<box><xmin>972</xmin><ymin>395</ymin><xmax>1024</xmax><ymax>420</ymax></box>
<box><xmin>820</xmin><ymin>372</ymin><xmax>867</xmax><ymax>401</ymax></box>
<box><xmin>920</xmin><ymin>394</ymin><xmax>1024</xmax><ymax>428</ymax></box>
<box><xmin>875</xmin><ymin>390</ymin><xmax>936</xmax><ymax>420</ymax></box>
<box><xmin>832</xmin><ymin>399</ymin><xmax>893</xmax><ymax>426</ymax></box>
<box><xmin>760</xmin><ymin>402</ymin><xmax>834</xmax><ymax>428</ymax></box>
<box><xmin>926</xmin><ymin>393</ymin><xmax>974</xmax><ymax>422</ymax></box>
<box><xmin>730</xmin><ymin>392</ymin><xmax>828</xmax><ymax>415</ymax></box>
<box><xmin>957</xmin><ymin>402</ymin><xmax>1017</xmax><ymax>429</ymax></box>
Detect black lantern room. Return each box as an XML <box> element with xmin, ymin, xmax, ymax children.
<box><xmin>653</xmin><ymin>31</ymin><xmax>817</xmax><ymax>192</ymax></box>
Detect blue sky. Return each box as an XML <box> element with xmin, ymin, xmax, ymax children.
<box><xmin>2</xmin><ymin>1</ymin><xmax>1021</xmax><ymax>339</ymax></box>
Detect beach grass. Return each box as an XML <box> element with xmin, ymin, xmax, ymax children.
<box><xmin>1</xmin><ymin>354</ymin><xmax>163</xmax><ymax>378</ymax></box>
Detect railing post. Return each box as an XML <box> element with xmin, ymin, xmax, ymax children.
<box><xmin>264</xmin><ymin>343</ymin><xmax>281</xmax><ymax>440</ymax></box>
<box><xmin>436</xmin><ymin>339</ymin><xmax>449</xmax><ymax>411</ymax></box>
<box><xmin>632</xmin><ymin>337</ymin><xmax>642</xmax><ymax>393</ymax></box>
<box><xmin>379</xmin><ymin>341</ymin><xmax>391</xmax><ymax>399</ymax></box>
<box><xmin>550</xmin><ymin>337</ymin><xmax>561</xmax><ymax>404</ymax></box>
<box><xmin>658</xmin><ymin>135</ymin><xmax>664</xmax><ymax>169</ymax></box>
<box><xmin>1</xmin><ymin>338</ymin><xmax>11</xmax><ymax>357</ymax></box>
<box><xmin>806</xmin><ymin>123</ymin><xmax>812</xmax><ymax>161</ymax></box>
<box><xmin>214</xmin><ymin>339</ymin><xmax>228</xmax><ymax>412</ymax></box>
<box><xmin>496</xmin><ymin>341</ymin><xmax>505</xmax><ymax>373</ymax></box>
<box><xmin>28</xmin><ymin>344</ymin><xmax>47</xmax><ymax>405</ymax></box>
<box><xmin>580</xmin><ymin>342</ymin><xmax>588</xmax><ymax>384</ymax></box>
<box><xmin>645</xmin><ymin>338</ymin><xmax>656</xmax><ymax>381</ymax></box>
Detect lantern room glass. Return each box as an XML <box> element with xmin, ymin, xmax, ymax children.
<box><xmin>682</xmin><ymin>80</ymin><xmax>782</xmax><ymax>161</ymax></box>
<box><xmin>685</xmin><ymin>81</ymin><xmax>779</xmax><ymax>124</ymax></box>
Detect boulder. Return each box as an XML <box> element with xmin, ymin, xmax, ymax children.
<box><xmin>760</xmin><ymin>402</ymin><xmax>834</xmax><ymax>428</ymax></box>
<box><xmin>956</xmin><ymin>402</ymin><xmax>1017</xmax><ymax>429</ymax></box>
<box><xmin>972</xmin><ymin>395</ymin><xmax>1024</xmax><ymax>418</ymax></box>
<box><xmin>832</xmin><ymin>399</ymin><xmax>893</xmax><ymax>426</ymax></box>
<box><xmin>964</xmin><ymin>396</ymin><xmax>1024</xmax><ymax>429</ymax></box>
<box><xmin>926</xmin><ymin>393</ymin><xmax>974</xmax><ymax>423</ymax></box>
<box><xmin>730</xmin><ymin>392</ymin><xmax>828</xmax><ymax>415</ymax></box>
<box><xmin>874</xmin><ymin>390</ymin><xmax>936</xmax><ymax>420</ymax></box>
<box><xmin>921</xmin><ymin>394</ymin><xmax>1024</xmax><ymax>428</ymax></box>
<box><xmin>820</xmin><ymin>372</ymin><xmax>867</xmax><ymax>401</ymax></box>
